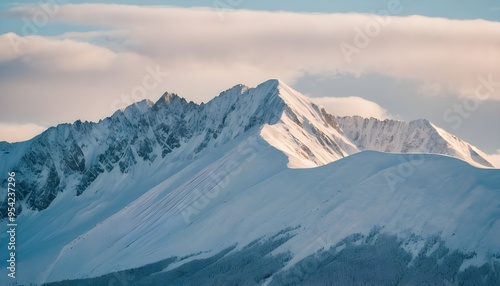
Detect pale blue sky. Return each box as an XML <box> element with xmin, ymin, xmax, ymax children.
<box><xmin>1</xmin><ymin>0</ymin><xmax>500</xmax><ymax>35</ymax></box>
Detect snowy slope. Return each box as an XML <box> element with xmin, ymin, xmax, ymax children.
<box><xmin>337</xmin><ymin>115</ymin><xmax>494</xmax><ymax>168</ymax></box>
<box><xmin>9</xmin><ymin>136</ymin><xmax>500</xmax><ymax>285</ymax></box>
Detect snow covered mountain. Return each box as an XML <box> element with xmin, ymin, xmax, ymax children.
<box><xmin>0</xmin><ymin>80</ymin><xmax>493</xmax><ymax>218</ymax></box>
<box><xmin>0</xmin><ymin>79</ymin><xmax>498</xmax><ymax>285</ymax></box>
<box><xmin>0</xmin><ymin>79</ymin><xmax>358</xmax><ymax>219</ymax></box>
<box><xmin>337</xmin><ymin>115</ymin><xmax>494</xmax><ymax>168</ymax></box>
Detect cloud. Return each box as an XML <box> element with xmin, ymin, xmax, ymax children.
<box><xmin>311</xmin><ymin>96</ymin><xmax>392</xmax><ymax>119</ymax></box>
<box><xmin>0</xmin><ymin>33</ymin><xmax>138</xmax><ymax>71</ymax></box>
<box><xmin>0</xmin><ymin>32</ymin><xmax>163</xmax><ymax>127</ymax></box>
<box><xmin>5</xmin><ymin>4</ymin><xmax>500</xmax><ymax>99</ymax></box>
<box><xmin>486</xmin><ymin>150</ymin><xmax>500</xmax><ymax>168</ymax></box>
<box><xmin>0</xmin><ymin>123</ymin><xmax>48</xmax><ymax>143</ymax></box>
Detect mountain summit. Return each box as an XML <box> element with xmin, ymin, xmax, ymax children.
<box><xmin>0</xmin><ymin>79</ymin><xmax>498</xmax><ymax>285</ymax></box>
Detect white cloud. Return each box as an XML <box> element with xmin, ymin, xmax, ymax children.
<box><xmin>0</xmin><ymin>33</ymin><xmax>139</xmax><ymax>71</ymax></box>
<box><xmin>311</xmin><ymin>96</ymin><xmax>392</xmax><ymax>119</ymax></box>
<box><xmin>0</xmin><ymin>123</ymin><xmax>48</xmax><ymax>143</ymax></box>
<box><xmin>5</xmin><ymin>4</ymin><xmax>500</xmax><ymax>99</ymax></box>
<box><xmin>0</xmin><ymin>32</ymin><xmax>164</xmax><ymax>129</ymax></box>
<box><xmin>486</xmin><ymin>150</ymin><xmax>500</xmax><ymax>168</ymax></box>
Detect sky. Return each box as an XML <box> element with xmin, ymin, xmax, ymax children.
<box><xmin>0</xmin><ymin>0</ymin><xmax>499</xmax><ymax>165</ymax></box>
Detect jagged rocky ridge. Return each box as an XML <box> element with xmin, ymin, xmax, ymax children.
<box><xmin>0</xmin><ymin>79</ymin><xmax>494</xmax><ymax>218</ymax></box>
<box><xmin>337</xmin><ymin>115</ymin><xmax>494</xmax><ymax>168</ymax></box>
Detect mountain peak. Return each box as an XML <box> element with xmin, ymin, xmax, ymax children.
<box><xmin>158</xmin><ymin>92</ymin><xmax>182</xmax><ymax>104</ymax></box>
<box><xmin>125</xmin><ymin>99</ymin><xmax>153</xmax><ymax>113</ymax></box>
<box><xmin>152</xmin><ymin>92</ymin><xmax>194</xmax><ymax>112</ymax></box>
<box><xmin>214</xmin><ymin>83</ymin><xmax>249</xmax><ymax>101</ymax></box>
<box><xmin>255</xmin><ymin>78</ymin><xmax>292</xmax><ymax>93</ymax></box>
<box><xmin>247</xmin><ymin>79</ymin><xmax>304</xmax><ymax>105</ymax></box>
<box><xmin>258</xmin><ymin>78</ymin><xmax>280</xmax><ymax>87</ymax></box>
<box><xmin>411</xmin><ymin>118</ymin><xmax>432</xmax><ymax>127</ymax></box>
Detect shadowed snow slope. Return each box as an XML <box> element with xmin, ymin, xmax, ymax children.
<box><xmin>22</xmin><ymin>144</ymin><xmax>500</xmax><ymax>284</ymax></box>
